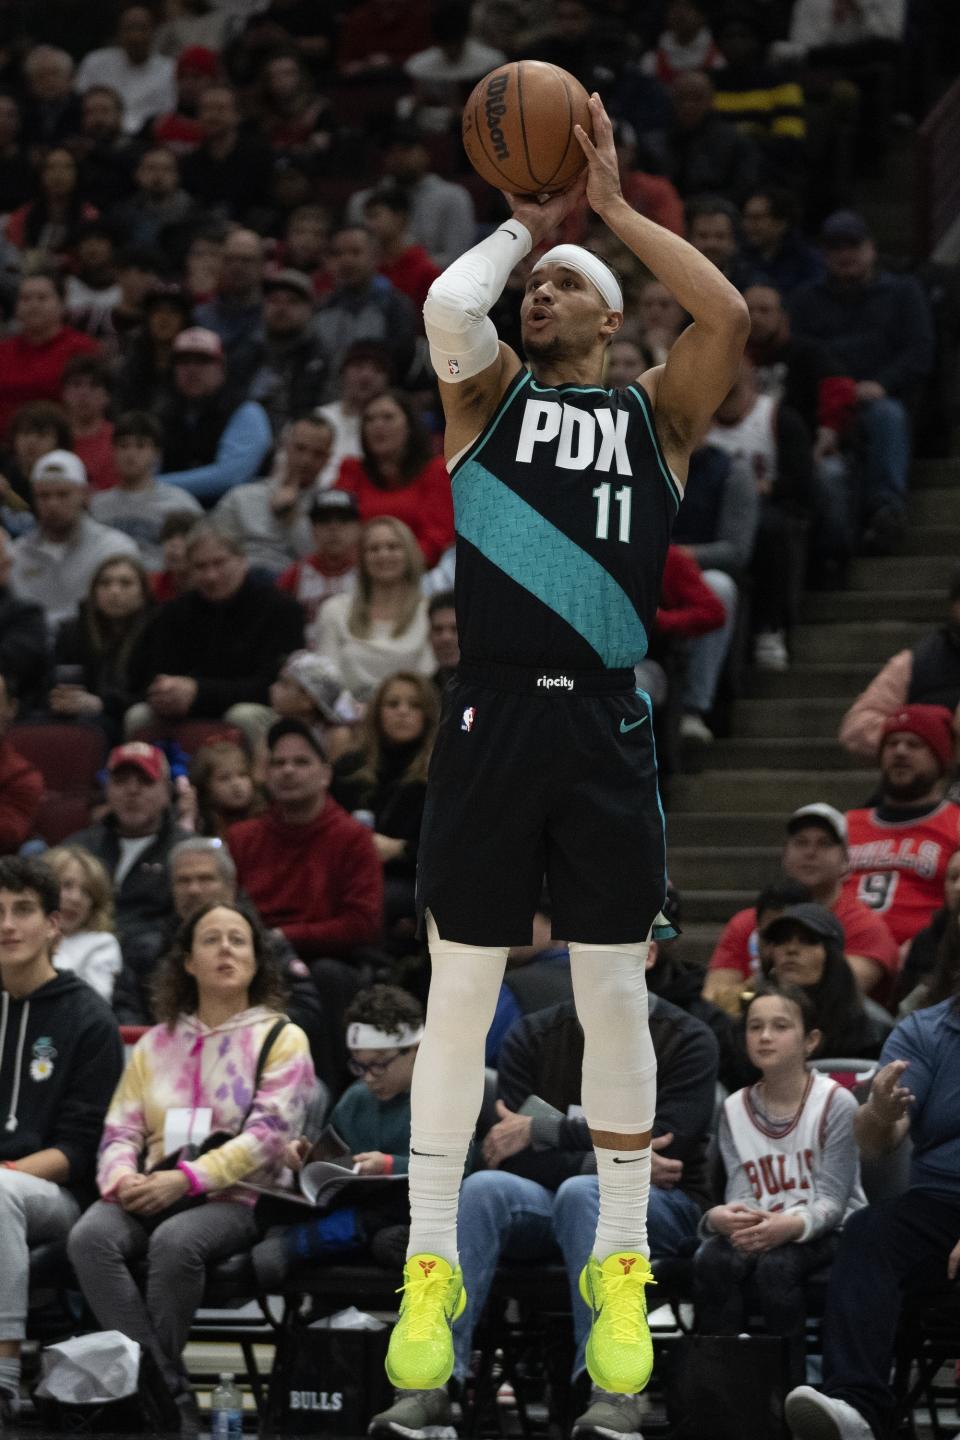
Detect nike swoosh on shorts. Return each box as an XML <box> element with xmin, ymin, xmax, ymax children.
<box><xmin>619</xmin><ymin>717</ymin><xmax>649</xmax><ymax>734</ymax></box>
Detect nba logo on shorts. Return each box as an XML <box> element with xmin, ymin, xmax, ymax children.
<box><xmin>461</xmin><ymin>706</ymin><xmax>476</xmax><ymax>733</ymax></box>
<box><xmin>448</xmin><ymin>358</ymin><xmax>461</xmax><ymax>376</ymax></box>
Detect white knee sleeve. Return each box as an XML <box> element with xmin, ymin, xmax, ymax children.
<box><xmin>411</xmin><ymin>915</ymin><xmax>509</xmax><ymax>1141</ymax></box>
<box><xmin>569</xmin><ymin>942</ymin><xmax>657</xmax><ymax>1135</ymax></box>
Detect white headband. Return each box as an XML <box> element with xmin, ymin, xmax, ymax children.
<box><xmin>532</xmin><ymin>244</ymin><xmax>624</xmax><ymax>312</ymax></box>
<box><xmin>346</xmin><ymin>1022</ymin><xmax>424</xmax><ymax>1050</ymax></box>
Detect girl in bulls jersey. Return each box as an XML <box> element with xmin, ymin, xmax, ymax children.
<box><xmin>694</xmin><ymin>984</ymin><xmax>866</xmax><ymax>1383</ymax></box>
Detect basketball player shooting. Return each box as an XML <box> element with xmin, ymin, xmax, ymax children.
<box><xmin>384</xmin><ymin>93</ymin><xmax>749</xmax><ymax>1406</ymax></box>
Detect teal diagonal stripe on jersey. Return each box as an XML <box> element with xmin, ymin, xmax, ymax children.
<box><xmin>453</xmin><ymin>459</ymin><xmax>648</xmax><ymax>665</ymax></box>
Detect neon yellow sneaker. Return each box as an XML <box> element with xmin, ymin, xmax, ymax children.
<box><xmin>385</xmin><ymin>1254</ymin><xmax>467</xmax><ymax>1390</ymax></box>
<box><xmin>579</xmin><ymin>1251</ymin><xmax>656</xmax><ymax>1395</ymax></box>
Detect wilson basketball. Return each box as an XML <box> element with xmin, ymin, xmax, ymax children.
<box><xmin>462</xmin><ymin>61</ymin><xmax>592</xmax><ymax>196</ymax></box>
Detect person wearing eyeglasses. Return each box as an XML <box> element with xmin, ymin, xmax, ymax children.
<box><xmin>250</xmin><ymin>984</ymin><xmax>423</xmax><ymax>1288</ymax></box>
<box><xmin>330</xmin><ymin>983</ymin><xmax>423</xmax><ymax>1176</ymax></box>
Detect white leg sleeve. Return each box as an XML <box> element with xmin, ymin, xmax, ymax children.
<box><xmin>568</xmin><ymin>941</ymin><xmax>657</xmax><ymax>1135</ymax></box>
<box><xmin>570</xmin><ymin>942</ymin><xmax>657</xmax><ymax>1259</ymax></box>
<box><xmin>406</xmin><ymin>915</ymin><xmax>509</xmax><ymax>1264</ymax></box>
<box><xmin>423</xmin><ymin>220</ymin><xmax>532</xmax><ymax>383</ymax></box>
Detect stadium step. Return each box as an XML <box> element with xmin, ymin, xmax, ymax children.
<box><xmin>801</xmin><ymin>590</ymin><xmax>943</xmax><ymax>623</ymax></box>
<box><xmin>746</xmin><ymin>663</ymin><xmax>877</xmax><ymax>699</ymax></box>
<box><xmin>667</xmin><ymin>812</ymin><xmax>790</xmax><ymax>847</ymax></box>
<box><xmin>847</xmin><ymin>554</ymin><xmax>957</xmax><ymax>590</ymax></box>
<box><xmin>696</xmin><ymin>738</ymin><xmax>864</xmax><ymax>770</ymax></box>
<box><xmin>681</xmin><ymin>889</ymin><xmax>755</xmax><ymax>924</ymax></box>
<box><xmin>900</xmin><ymin>525</ymin><xmax>960</xmax><ymax>556</ymax></box>
<box><xmin>790</xmin><ymin>619</ymin><xmax>925</xmax><ymax>664</ymax></box>
<box><xmin>912</xmin><ymin>457</ymin><xmax>960</xmax><ymax>488</ymax></box>
<box><xmin>668</xmin><ymin>846</ymin><xmax>782</xmax><ymax>891</ymax></box>
<box><xmin>669</xmin><ymin>769</ymin><xmax>874</xmax><ymax>813</ymax></box>
<box><xmin>909</xmin><ymin>486</ymin><xmax>960</xmax><ymax>524</ymax></box>
<box><xmin>730</xmin><ymin>699</ymin><xmax>848</xmax><ymax>740</ymax></box>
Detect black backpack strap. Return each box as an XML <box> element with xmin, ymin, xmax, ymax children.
<box><xmin>254</xmin><ymin>1017</ymin><xmax>288</xmax><ymax>1088</ymax></box>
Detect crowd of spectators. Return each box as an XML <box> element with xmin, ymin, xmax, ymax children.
<box><xmin>0</xmin><ymin>0</ymin><xmax>945</xmax><ymax>741</ymax></box>
<box><xmin>0</xmin><ymin>0</ymin><xmax>958</xmax><ymax>1436</ymax></box>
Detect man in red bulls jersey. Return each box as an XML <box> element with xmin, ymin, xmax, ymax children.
<box><xmin>374</xmin><ymin>92</ymin><xmax>749</xmax><ymax>1440</ymax></box>
<box><xmin>842</xmin><ymin>704</ymin><xmax>960</xmax><ymax>947</ymax></box>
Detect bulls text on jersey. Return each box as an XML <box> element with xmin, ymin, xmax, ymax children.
<box><xmin>847</xmin><ymin>836</ymin><xmax>943</xmax><ymax>880</ymax></box>
<box><xmin>743</xmin><ymin>1149</ymin><xmax>815</xmax><ymax>1208</ymax></box>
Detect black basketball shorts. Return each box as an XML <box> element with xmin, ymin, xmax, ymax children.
<box><xmin>416</xmin><ymin>662</ymin><xmax>670</xmax><ymax>947</ymax></box>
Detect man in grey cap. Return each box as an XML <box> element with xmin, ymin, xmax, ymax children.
<box><xmin>213</xmin><ymin>412</ymin><xmax>334</xmax><ymax>574</ymax></box>
<box><xmin>247</xmin><ymin>268</ymin><xmax>330</xmax><ymax>433</ymax></box>
<box><xmin>788</xmin><ymin>209</ymin><xmax>934</xmax><ymax>554</ymax></box>
<box><xmin>11</xmin><ymin>450</ymin><xmax>138</xmax><ymax>631</ymax></box>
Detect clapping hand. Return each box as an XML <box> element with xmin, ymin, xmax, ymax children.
<box><xmin>868</xmin><ymin>1060</ymin><xmax>914</xmax><ymax>1124</ymax></box>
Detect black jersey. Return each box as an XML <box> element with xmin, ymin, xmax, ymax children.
<box><xmin>450</xmin><ymin>368</ymin><xmax>681</xmax><ymax>671</ymax></box>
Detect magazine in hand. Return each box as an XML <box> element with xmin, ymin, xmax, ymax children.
<box><xmin>241</xmin><ymin>1124</ymin><xmax>406</xmax><ymax>1212</ymax></box>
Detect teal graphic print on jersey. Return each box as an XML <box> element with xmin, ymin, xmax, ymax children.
<box><xmin>452</xmin><ymin>459</ymin><xmax>648</xmax><ymax>667</ymax></box>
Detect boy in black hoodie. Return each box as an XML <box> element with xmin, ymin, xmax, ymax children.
<box><xmin>0</xmin><ymin>856</ymin><xmax>123</xmax><ymax>1423</ymax></box>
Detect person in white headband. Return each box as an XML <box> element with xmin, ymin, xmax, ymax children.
<box><xmin>309</xmin><ymin>987</ymin><xmax>425</xmax><ymax>1179</ymax></box>
<box><xmin>383</xmin><ymin>89</ymin><xmax>749</xmax><ymax>1430</ymax></box>
<box><xmin>530</xmin><ymin>243</ymin><xmax>624</xmax><ymax>312</ymax></box>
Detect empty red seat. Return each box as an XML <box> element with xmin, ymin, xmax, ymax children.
<box><xmin>11</xmin><ymin>723</ymin><xmax>107</xmax><ymax>794</ymax></box>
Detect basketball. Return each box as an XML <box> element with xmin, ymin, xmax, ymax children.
<box><xmin>462</xmin><ymin>61</ymin><xmax>592</xmax><ymax>196</ymax></box>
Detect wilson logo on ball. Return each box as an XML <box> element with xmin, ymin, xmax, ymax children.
<box><xmin>484</xmin><ymin>73</ymin><xmax>510</xmax><ymax>159</ymax></box>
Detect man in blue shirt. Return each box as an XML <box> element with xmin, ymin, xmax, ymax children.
<box><xmin>786</xmin><ymin>998</ymin><xmax>960</xmax><ymax>1440</ymax></box>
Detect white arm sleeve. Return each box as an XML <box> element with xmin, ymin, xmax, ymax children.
<box><xmin>422</xmin><ymin>220</ymin><xmax>532</xmax><ymax>383</ymax></box>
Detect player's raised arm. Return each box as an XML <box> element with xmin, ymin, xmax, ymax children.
<box><xmin>575</xmin><ymin>94</ymin><xmax>749</xmax><ymax>474</ymax></box>
<box><xmin>423</xmin><ymin>178</ymin><xmax>586</xmax><ymax>461</ymax></box>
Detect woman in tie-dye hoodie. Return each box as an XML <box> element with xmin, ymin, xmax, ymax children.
<box><xmin>68</xmin><ymin>900</ymin><xmax>316</xmax><ymax>1423</ymax></box>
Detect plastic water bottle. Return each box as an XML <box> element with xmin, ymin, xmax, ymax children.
<box><xmin>210</xmin><ymin>1372</ymin><xmax>243</xmax><ymax>1440</ymax></box>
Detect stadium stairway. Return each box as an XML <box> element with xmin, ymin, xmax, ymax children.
<box><xmin>667</xmin><ymin>457</ymin><xmax>960</xmax><ymax>968</ymax></box>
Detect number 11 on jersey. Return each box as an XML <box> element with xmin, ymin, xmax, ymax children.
<box><xmin>593</xmin><ymin>482</ymin><xmax>633</xmax><ymax>542</ymax></box>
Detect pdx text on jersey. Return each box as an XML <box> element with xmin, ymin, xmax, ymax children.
<box><xmin>516</xmin><ymin>398</ymin><xmax>633</xmax><ymax>475</ymax></box>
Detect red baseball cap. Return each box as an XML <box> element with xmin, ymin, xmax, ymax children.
<box><xmin>880</xmin><ymin>704</ymin><xmax>956</xmax><ymax>773</ymax></box>
<box><xmin>106</xmin><ymin>743</ymin><xmax>168</xmax><ymax>783</ymax></box>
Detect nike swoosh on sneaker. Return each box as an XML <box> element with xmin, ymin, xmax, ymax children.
<box><xmin>619</xmin><ymin>717</ymin><xmax>649</xmax><ymax>734</ymax></box>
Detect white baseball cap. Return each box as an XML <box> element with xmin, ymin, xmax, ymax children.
<box><xmin>30</xmin><ymin>449</ymin><xmax>88</xmax><ymax>487</ymax></box>
<box><xmin>786</xmin><ymin>803</ymin><xmax>847</xmax><ymax>847</ymax></box>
